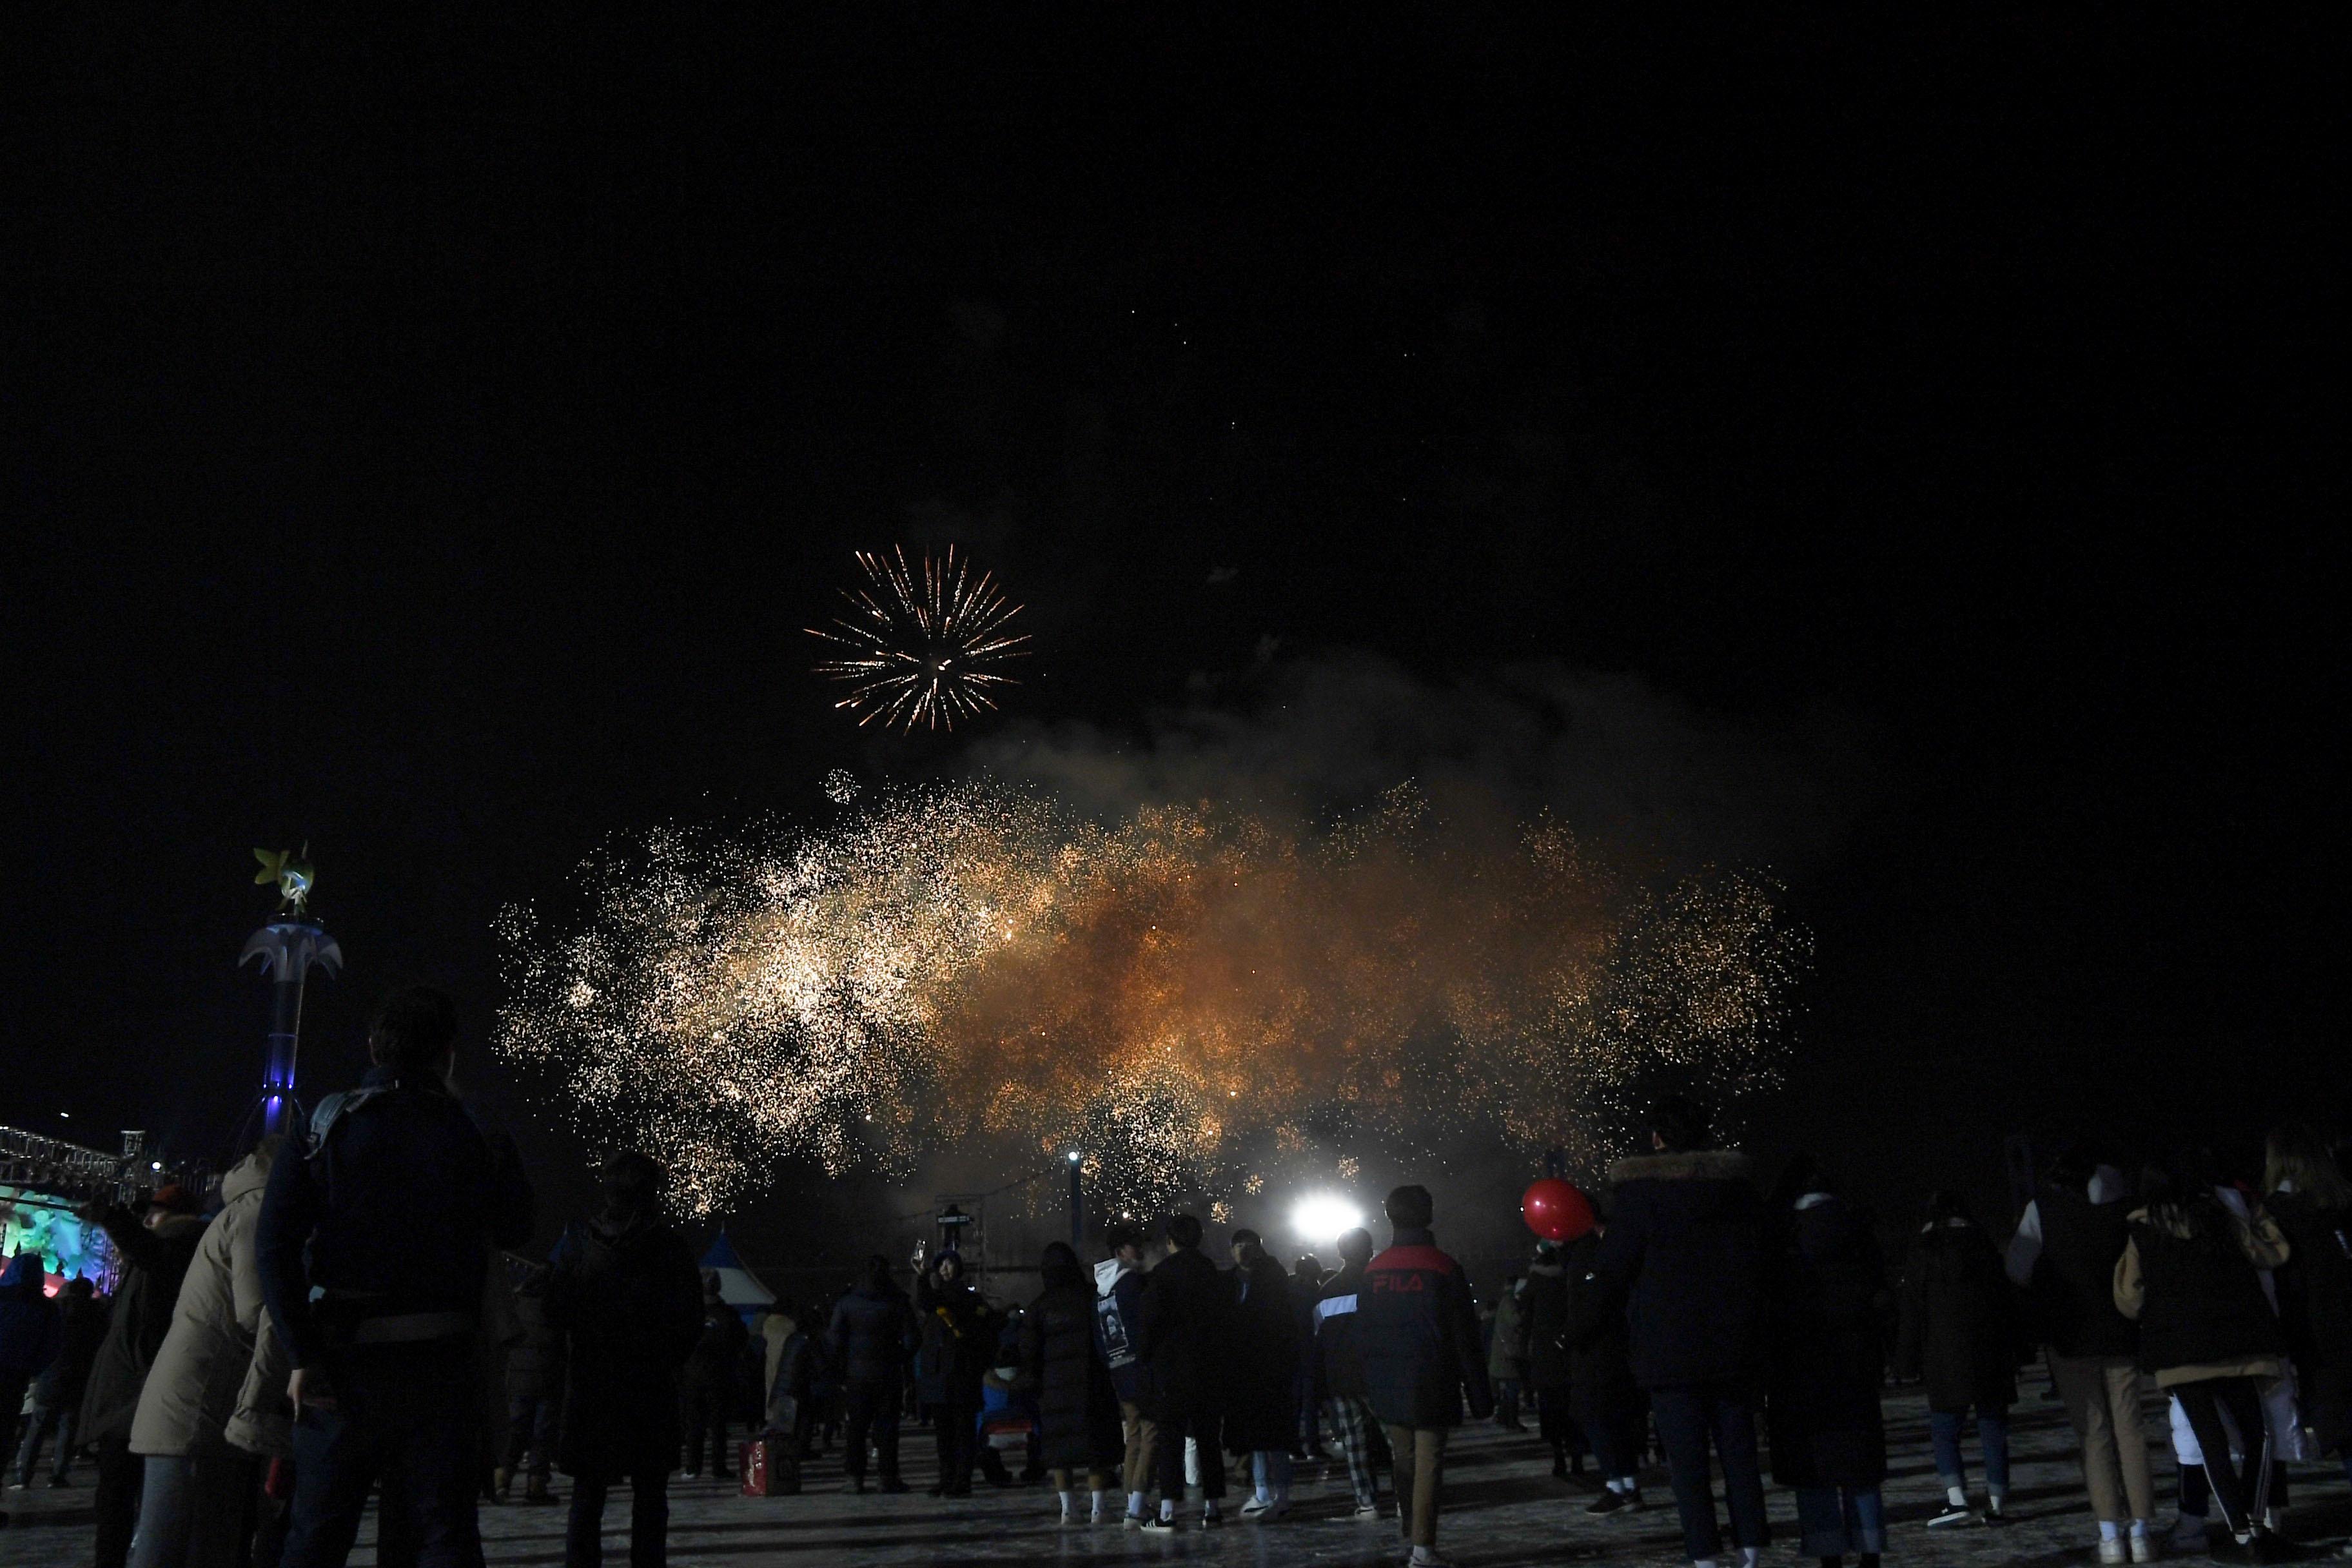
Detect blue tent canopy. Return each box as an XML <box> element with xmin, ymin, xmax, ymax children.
<box><xmin>698</xmin><ymin>1229</ymin><xmax>776</xmax><ymax>1317</ymax></box>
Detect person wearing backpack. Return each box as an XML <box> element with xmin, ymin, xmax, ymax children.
<box><xmin>255</xmin><ymin>988</ymin><xmax>534</xmax><ymax>1568</ymax></box>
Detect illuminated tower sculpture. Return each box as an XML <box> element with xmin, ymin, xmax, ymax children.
<box><xmin>240</xmin><ymin>848</ymin><xmax>342</xmax><ymax>1137</ymax></box>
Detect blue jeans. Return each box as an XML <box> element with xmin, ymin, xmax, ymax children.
<box><xmin>14</xmin><ymin>1400</ymin><xmax>76</xmax><ymax>1484</ymax></box>
<box><xmin>1795</xmin><ymin>1485</ymin><xmax>1886</xmax><ymax>1555</ymax></box>
<box><xmin>1649</xmin><ymin>1382</ymin><xmax>1770</xmax><ymax>1562</ymax></box>
<box><xmin>1928</xmin><ymin>1406</ymin><xmax>2011</xmax><ymax>1494</ymax></box>
<box><xmin>126</xmin><ymin>1455</ymin><xmax>194</xmax><ymax>1568</ymax></box>
<box><xmin>280</xmin><ymin>1341</ymin><xmax>483</xmax><ymax>1568</ymax></box>
<box><xmin>1250</xmin><ymin>1447</ymin><xmax>1292</xmax><ymax>1500</ymax></box>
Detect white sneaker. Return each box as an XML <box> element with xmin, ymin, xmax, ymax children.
<box><xmin>2128</xmin><ymin>1531</ymin><xmax>2159</xmax><ymax>1563</ymax></box>
<box><xmin>2099</xmin><ymin>1540</ymin><xmax>2128</xmax><ymax>1565</ymax></box>
<box><xmin>1352</xmin><ymin>1501</ymin><xmax>1381</xmax><ymax>1519</ymax></box>
<box><xmin>1239</xmin><ymin>1496</ymin><xmax>1274</xmax><ymax>1517</ymax></box>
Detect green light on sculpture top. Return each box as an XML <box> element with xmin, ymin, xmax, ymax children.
<box><xmin>253</xmin><ymin>845</ymin><xmax>318</xmax><ymax>917</ymax></box>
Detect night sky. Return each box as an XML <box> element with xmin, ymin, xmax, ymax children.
<box><xmin>12</xmin><ymin>13</ymin><xmax>2338</xmax><ymax>1255</ymax></box>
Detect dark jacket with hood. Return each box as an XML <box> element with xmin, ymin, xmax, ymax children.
<box><xmin>1560</xmin><ymin>1230</ymin><xmax>1638</xmax><ymax>1396</ymax></box>
<box><xmin>1134</xmin><ymin>1245</ymin><xmax>1229</xmax><ymax>1420</ymax></box>
<box><xmin>828</xmin><ymin>1282</ymin><xmax>919</xmax><ymax>1389</ymax></box>
<box><xmin>1311</xmin><ymin>1259</ymin><xmax>1371</xmax><ymax>1403</ymax></box>
<box><xmin>1019</xmin><ymin>1250</ymin><xmax>1124</xmax><ymax>1470</ymax></box>
<box><xmin>1222</xmin><ymin>1252</ymin><xmax>1300</xmax><ymax>1451</ymax></box>
<box><xmin>1357</xmin><ymin>1228</ymin><xmax>1493</xmax><ymax>1430</ymax></box>
<box><xmin>50</xmin><ymin>1287</ymin><xmax>110</xmax><ymax>1409</ymax></box>
<box><xmin>913</xmin><ymin>1257</ymin><xmax>992</xmax><ymax>1406</ymax></box>
<box><xmin>1520</xmin><ymin>1245</ymin><xmax>1573</xmax><ymax>1389</ymax></box>
<box><xmin>78</xmin><ymin>1208</ymin><xmax>209</xmax><ymax>1442</ymax></box>
<box><xmin>546</xmin><ymin>1208</ymin><xmax>703</xmax><ymax>1478</ymax></box>
<box><xmin>0</xmin><ymin>1254</ymin><xmax>63</xmax><ymax>1375</ymax></box>
<box><xmin>1767</xmin><ymin>1193</ymin><xmax>1888</xmax><ymax>1488</ymax></box>
<box><xmin>682</xmin><ymin>1286</ymin><xmax>750</xmax><ymax>1395</ymax></box>
<box><xmin>505</xmin><ymin>1269</ymin><xmax>565</xmax><ymax>1402</ymax></box>
<box><xmin>1092</xmin><ymin>1255</ymin><xmax>1150</xmax><ymax>1406</ymax></box>
<box><xmin>2029</xmin><ymin>1182</ymin><xmax>2139</xmax><ymax>1360</ymax></box>
<box><xmin>1897</xmin><ymin>1217</ymin><xmax>2021</xmax><ymax>1413</ymax></box>
<box><xmin>255</xmin><ymin>1064</ymin><xmax>534</xmax><ymax>1371</ymax></box>
<box><xmin>1582</xmin><ymin>1148</ymin><xmax>1763</xmax><ymax>1389</ymax></box>
<box><xmin>2269</xmin><ymin>1188</ymin><xmax>2352</xmax><ymax>1449</ymax></box>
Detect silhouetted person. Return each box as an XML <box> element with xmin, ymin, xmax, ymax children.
<box><xmin>1311</xmin><ymin>1226</ymin><xmax>1386</xmax><ymax>1517</ymax></box>
<box><xmin>546</xmin><ymin>1153</ymin><xmax>703</xmax><ymax>1568</ymax></box>
<box><xmin>1897</xmin><ymin>1189</ymin><xmax>2021</xmax><ymax>1529</ymax></box>
<box><xmin>1135</xmin><ymin>1213</ymin><xmax>1229</xmax><ymax>1531</ymax></box>
<box><xmin>2115</xmin><ymin>1152</ymin><xmax>2291</xmax><ymax>1558</ymax></box>
<box><xmin>1357</xmin><ymin>1184</ymin><xmax>1491</xmax><ymax>1568</ymax></box>
<box><xmin>1580</xmin><ymin>1095</ymin><xmax>1769</xmax><ymax>1568</ymax></box>
<box><xmin>78</xmin><ymin>1186</ymin><xmax>208</xmax><ymax>1568</ymax></box>
<box><xmin>828</xmin><ymin>1256</ymin><xmax>918</xmax><ymax>1494</ymax></box>
<box><xmin>677</xmin><ymin>1275</ymin><xmax>747</xmax><ymax>1480</ymax></box>
<box><xmin>256</xmin><ymin>986</ymin><xmax>534</xmax><ymax>1568</ymax></box>
<box><xmin>1090</xmin><ymin>1223</ymin><xmax>1155</xmax><ymax>1523</ymax></box>
<box><xmin>1019</xmin><ymin>1242</ymin><xmax>1123</xmax><ymax>1523</ymax></box>
<box><xmin>1223</xmin><ymin>1228</ymin><xmax>1299</xmax><ymax>1517</ymax></box>
<box><xmin>912</xmin><ymin>1251</ymin><xmax>990</xmax><ymax>1497</ymax></box>
<box><xmin>1766</xmin><ymin>1159</ymin><xmax>1888</xmax><ymax>1568</ymax></box>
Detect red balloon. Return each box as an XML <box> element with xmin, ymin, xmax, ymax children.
<box><xmin>1522</xmin><ymin>1179</ymin><xmax>1595</xmax><ymax>1243</ymax></box>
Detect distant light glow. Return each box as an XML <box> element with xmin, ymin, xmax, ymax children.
<box><xmin>1291</xmin><ymin>1193</ymin><xmax>1364</xmax><ymax>1242</ymax></box>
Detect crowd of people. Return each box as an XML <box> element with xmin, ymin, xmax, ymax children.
<box><xmin>0</xmin><ymin>986</ymin><xmax>2346</xmax><ymax>1568</ymax></box>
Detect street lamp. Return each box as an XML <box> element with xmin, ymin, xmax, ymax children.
<box><xmin>1066</xmin><ymin>1150</ymin><xmax>1084</xmax><ymax>1251</ymax></box>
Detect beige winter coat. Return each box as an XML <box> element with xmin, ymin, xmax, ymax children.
<box><xmin>130</xmin><ymin>1148</ymin><xmax>274</xmax><ymax>1456</ymax></box>
<box><xmin>224</xmin><ymin>1307</ymin><xmax>293</xmax><ymax>1459</ymax></box>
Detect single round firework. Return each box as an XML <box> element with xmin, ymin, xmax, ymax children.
<box><xmin>822</xmin><ymin>769</ymin><xmax>859</xmax><ymax>805</ymax></box>
<box><xmin>495</xmin><ymin>781</ymin><xmax>1810</xmax><ymax>1217</ymax></box>
<box><xmin>807</xmin><ymin>545</ymin><xmax>1030</xmax><ymax>731</ymax></box>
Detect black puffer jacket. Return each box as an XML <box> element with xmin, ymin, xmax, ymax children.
<box><xmin>2269</xmin><ymin>1190</ymin><xmax>2352</xmax><ymax>1449</ymax></box>
<box><xmin>547</xmin><ymin>1210</ymin><xmax>704</xmax><ymax>1478</ymax></box>
<box><xmin>828</xmin><ymin>1283</ymin><xmax>919</xmax><ymax>1389</ymax></box>
<box><xmin>1135</xmin><ymin>1246</ymin><xmax>1230</xmax><ymax>1420</ymax></box>
<box><xmin>1767</xmin><ymin>1196</ymin><xmax>1888</xmax><ymax>1489</ymax></box>
<box><xmin>1019</xmin><ymin>1253</ymin><xmax>1124</xmax><ymax>1471</ymax></box>
<box><xmin>2030</xmin><ymin>1184</ymin><xmax>2138</xmax><ymax>1360</ymax></box>
<box><xmin>1222</xmin><ymin>1254</ymin><xmax>1299</xmax><ymax>1452</ymax></box>
<box><xmin>1582</xmin><ymin>1149</ymin><xmax>1763</xmax><ymax>1389</ymax></box>
<box><xmin>1897</xmin><ymin>1219</ymin><xmax>2021</xmax><ymax>1413</ymax></box>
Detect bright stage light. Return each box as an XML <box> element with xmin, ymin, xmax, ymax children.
<box><xmin>1291</xmin><ymin>1193</ymin><xmax>1364</xmax><ymax>1243</ymax></box>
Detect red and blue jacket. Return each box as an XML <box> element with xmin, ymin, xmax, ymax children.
<box><xmin>1355</xmin><ymin>1228</ymin><xmax>1493</xmax><ymax>1429</ymax></box>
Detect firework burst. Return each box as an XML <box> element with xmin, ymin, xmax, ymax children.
<box><xmin>807</xmin><ymin>545</ymin><xmax>1030</xmax><ymax>731</ymax></box>
<box><xmin>496</xmin><ymin>780</ymin><xmax>1810</xmax><ymax>1217</ymax></box>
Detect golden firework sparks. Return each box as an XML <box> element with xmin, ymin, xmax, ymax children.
<box><xmin>495</xmin><ymin>781</ymin><xmax>1808</xmax><ymax>1216</ymax></box>
<box><xmin>807</xmin><ymin>545</ymin><xmax>1030</xmax><ymax>731</ymax></box>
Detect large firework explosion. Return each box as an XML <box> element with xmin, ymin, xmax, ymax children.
<box><xmin>495</xmin><ymin>781</ymin><xmax>1808</xmax><ymax>1216</ymax></box>
<box><xmin>806</xmin><ymin>545</ymin><xmax>1030</xmax><ymax>731</ymax></box>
